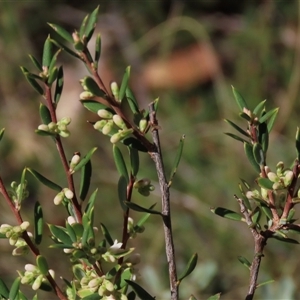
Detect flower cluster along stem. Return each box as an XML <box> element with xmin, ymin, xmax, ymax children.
<box><xmin>149</xmin><ymin>103</ymin><xmax>178</xmax><ymax>300</ymax></box>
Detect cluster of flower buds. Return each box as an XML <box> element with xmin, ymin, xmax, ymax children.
<box><xmin>265</xmin><ymin>162</ymin><xmax>294</xmax><ymax>190</ymax></box>
<box><xmin>0</xmin><ymin>222</ymin><xmax>30</xmax><ymax>247</ymax></box>
<box><xmin>18</xmin><ymin>264</ymin><xmax>54</xmax><ymax>291</ymax></box>
<box><xmin>127</xmin><ymin>217</ymin><xmax>145</xmax><ymax>239</ymax></box>
<box><xmin>9</xmin><ymin>180</ymin><xmax>29</xmax><ymax>210</ymax></box>
<box><xmin>93</xmin><ymin>109</ymin><xmax>133</xmax><ymax>144</ymax></box>
<box><xmin>38</xmin><ymin>117</ymin><xmax>71</xmax><ymax>138</ymax></box>
<box><xmin>133</xmin><ymin>178</ymin><xmax>155</xmax><ymax>196</ymax></box>
<box><xmin>53</xmin><ymin>188</ymin><xmax>74</xmax><ymax>205</ymax></box>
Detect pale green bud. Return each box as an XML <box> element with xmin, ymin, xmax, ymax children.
<box><xmin>110</xmin><ymin>81</ymin><xmax>119</xmax><ymax>100</ymax></box>
<box><xmin>48</xmin><ymin>122</ymin><xmax>57</xmax><ymax>131</ymax></box>
<box><xmin>113</xmin><ymin>114</ymin><xmax>127</xmax><ymax>129</ymax></box>
<box><xmin>283</xmin><ymin>170</ymin><xmax>294</xmax><ymax>186</ymax></box>
<box><xmin>80</xmin><ymin>91</ymin><xmax>94</xmax><ymax>99</ymax></box>
<box><xmin>267</xmin><ymin>172</ymin><xmax>279</xmax><ymax>182</ymax></box>
<box><xmin>276</xmin><ymin>161</ymin><xmax>284</xmax><ymax>175</ymax></box>
<box><xmin>13</xmin><ymin>245</ymin><xmax>29</xmax><ymax>256</ymax></box>
<box><xmin>67</xmin><ymin>216</ymin><xmax>76</xmax><ymax>225</ymax></box>
<box><xmin>97</xmin><ymin>109</ymin><xmax>113</xmax><ymax>119</ymax></box>
<box><xmin>37</xmin><ymin>124</ymin><xmax>49</xmax><ymax>131</ymax></box>
<box><xmin>60</xmin><ymin>117</ymin><xmax>71</xmax><ymax>125</ymax></box>
<box><xmin>32</xmin><ymin>274</ymin><xmax>43</xmax><ymax>290</ymax></box>
<box><xmin>133</xmin><ymin>178</ymin><xmax>151</xmax><ymax>189</ymax></box>
<box><xmin>25</xmin><ymin>264</ymin><xmax>37</xmax><ymax>272</ymax></box>
<box><xmin>63</xmin><ymin>188</ymin><xmax>74</xmax><ymax>200</ymax></box>
<box><xmin>88</xmin><ymin>278</ymin><xmax>101</xmax><ymax>289</ymax></box>
<box><xmin>110</xmin><ymin>132</ymin><xmax>122</xmax><ymax>144</ymax></box>
<box><xmin>139</xmin><ymin>118</ymin><xmax>148</xmax><ymax>133</ymax></box>
<box><xmin>272</xmin><ymin>182</ymin><xmax>282</xmax><ymax>190</ymax></box>
<box><xmin>20</xmin><ymin>221</ymin><xmax>30</xmax><ymax>231</ymax></box>
<box><xmin>102</xmin><ymin>120</ymin><xmax>114</xmax><ymax>135</ymax></box>
<box><xmin>69</xmin><ymin>154</ymin><xmax>81</xmax><ymax>172</ymax></box>
<box><xmin>59</xmin><ymin>130</ymin><xmax>70</xmax><ymax>138</ymax></box>
<box><xmin>261</xmin><ymin>188</ymin><xmax>268</xmax><ymax>200</ymax></box>
<box><xmin>53</xmin><ymin>192</ymin><xmax>64</xmax><ymax>205</ymax></box>
<box><xmin>125</xmin><ymin>253</ymin><xmax>141</xmax><ymax>265</ymax></box>
<box><xmin>94</xmin><ymin>120</ymin><xmax>107</xmax><ymax>131</ymax></box>
<box><xmin>103</xmin><ymin>279</ymin><xmax>114</xmax><ymax>292</ymax></box>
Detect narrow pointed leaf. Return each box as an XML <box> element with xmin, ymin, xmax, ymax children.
<box><xmin>49</xmin><ymin>49</ymin><xmax>61</xmax><ymax>74</ymax></box>
<box><xmin>79</xmin><ymin>159</ymin><xmax>92</xmax><ymax>201</ymax></box>
<box><xmin>251</xmin><ymin>206</ymin><xmax>261</xmax><ymax>225</ymax></box>
<box><xmin>54</xmin><ymin>66</ymin><xmax>64</xmax><ymax>104</ymax></box>
<box><xmin>0</xmin><ymin>128</ymin><xmax>4</xmax><ymax>142</ymax></box>
<box><xmin>261</xmin><ymin>204</ymin><xmax>273</xmax><ymax>219</ymax></box>
<box><xmin>50</xmin><ymin>38</ymin><xmax>81</xmax><ymax>60</ymax></box>
<box><xmin>48</xmin><ymin>23</ymin><xmax>73</xmax><ymax>43</ymax></box>
<box><xmin>253</xmin><ymin>99</ymin><xmax>267</xmax><ymax>115</ymax></box>
<box><xmin>271</xmin><ymin>235</ymin><xmax>299</xmax><ymax>244</ymax></box>
<box><xmin>207</xmin><ymin>293</ymin><xmax>221</xmax><ymax>300</ymax></box>
<box><xmin>267</xmin><ymin>108</ymin><xmax>279</xmax><ymax>132</ymax></box>
<box><xmin>239</xmin><ymin>112</ymin><xmax>252</xmax><ymax>121</ymax></box>
<box><xmin>296</xmin><ymin>127</ymin><xmax>300</xmax><ymax>161</ymax></box>
<box><xmin>100</xmin><ymin>223</ymin><xmax>114</xmax><ymax>246</ymax></box>
<box><xmin>0</xmin><ymin>278</ymin><xmax>9</xmax><ymax>298</ymax></box>
<box><xmin>136</xmin><ymin>211</ymin><xmax>152</xmax><ymax>228</ymax></box>
<box><xmin>17</xmin><ymin>168</ymin><xmax>27</xmax><ymax>202</ymax></box>
<box><xmin>129</xmin><ymin>147</ymin><xmax>139</xmax><ymax>177</ymax></box>
<box><xmin>256</xmin><ymin>280</ymin><xmax>275</xmax><ymax>288</ymax></box>
<box><xmin>28</xmin><ymin>54</ymin><xmax>43</xmax><ymax>72</ymax></box>
<box><xmin>35</xmin><ymin>129</ymin><xmax>55</xmax><ymax>137</ymax></box>
<box><xmin>178</xmin><ymin>253</ymin><xmax>198</xmax><ymax>283</ymax></box>
<box><xmin>42</xmin><ymin>36</ymin><xmax>52</xmax><ymax>68</ymax></box>
<box><xmin>84</xmin><ymin>6</ymin><xmax>99</xmax><ymax>42</ymax></box>
<box><xmin>258</xmin><ymin>121</ymin><xmax>269</xmax><ymax>153</ymax></box>
<box><xmin>259</xmin><ymin>107</ymin><xmax>279</xmax><ymax>124</ymax></box>
<box><xmin>36</xmin><ymin>255</ymin><xmax>49</xmax><ymax>276</ymax></box>
<box><xmin>113</xmin><ymin>145</ymin><xmax>129</xmax><ymax>183</ymax></box>
<box><xmin>224</xmin><ymin>132</ymin><xmax>248</xmax><ymax>143</ymax></box>
<box><xmin>94</xmin><ymin>33</ymin><xmax>101</xmax><ymax>63</ymax></box>
<box><xmin>211</xmin><ymin>207</ymin><xmax>243</xmax><ymax>221</ymax></box>
<box><xmin>252</xmin><ymin>142</ymin><xmax>265</xmax><ymax>165</ymax></box>
<box><xmin>238</xmin><ymin>255</ymin><xmax>251</xmax><ymax>270</ymax></box>
<box><xmin>49</xmin><ymin>224</ymin><xmax>72</xmax><ymax>245</ymax></box>
<box><xmin>39</xmin><ymin>103</ymin><xmax>52</xmax><ymax>124</ymax></box>
<box><xmin>124</xmin><ymin>201</ymin><xmax>162</xmax><ymax>215</ymax></box>
<box><xmin>9</xmin><ymin>278</ymin><xmax>21</xmax><ymax>300</ymax></box>
<box><xmin>125</xmin><ymin>87</ymin><xmax>139</xmax><ymax>114</ymax></box>
<box><xmin>47</xmin><ymin>66</ymin><xmax>58</xmax><ymax>85</ymax></box>
<box><xmin>80</xmin><ymin>100</ymin><xmax>108</xmax><ymax>113</ymax></box>
<box><xmin>125</xmin><ymin>280</ymin><xmax>155</xmax><ymax>300</ymax></box>
<box><xmin>83</xmin><ymin>77</ymin><xmax>105</xmax><ymax>97</ymax></box>
<box><xmin>119</xmin><ymin>66</ymin><xmax>131</xmax><ymax>102</ymax></box>
<box><xmin>66</xmin><ymin>222</ymin><xmax>77</xmax><ymax>243</ymax></box>
<box><xmin>118</xmin><ymin>176</ymin><xmax>128</xmax><ymax>211</ymax></box>
<box><xmin>232</xmin><ymin>86</ymin><xmax>248</xmax><ymax>110</ymax></box>
<box><xmin>21</xmin><ymin>67</ymin><xmax>44</xmax><ymax>95</ymax></box>
<box><xmin>27</xmin><ymin>168</ymin><xmax>62</xmax><ymax>191</ymax></box>
<box><xmin>169</xmin><ymin>134</ymin><xmax>185</xmax><ymax>186</ymax></box>
<box><xmin>224</xmin><ymin>119</ymin><xmax>249</xmax><ymax>137</ymax></box>
<box><xmin>73</xmin><ymin>147</ymin><xmax>97</xmax><ymax>173</ymax></box>
<box><xmin>123</xmin><ymin>137</ymin><xmax>148</xmax><ymax>152</ymax></box>
<box><xmin>257</xmin><ymin>178</ymin><xmax>273</xmax><ymax>190</ymax></box>
<box><xmin>34</xmin><ymin>201</ymin><xmax>43</xmax><ymax>245</ymax></box>
<box><xmin>84</xmin><ymin>189</ymin><xmax>98</xmax><ymax>217</ymax></box>
<box><xmin>79</xmin><ymin>14</ymin><xmax>89</xmax><ymax>38</ymax></box>
<box><xmin>244</xmin><ymin>142</ymin><xmax>260</xmax><ymax>173</ymax></box>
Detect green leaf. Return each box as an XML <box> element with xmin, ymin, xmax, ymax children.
<box><xmin>232</xmin><ymin>86</ymin><xmax>248</xmax><ymax>110</ymax></box>
<box><xmin>177</xmin><ymin>253</ymin><xmax>198</xmax><ymax>283</ymax></box>
<box><xmin>267</xmin><ymin>108</ymin><xmax>279</xmax><ymax>132</ymax></box>
<box><xmin>84</xmin><ymin>189</ymin><xmax>98</xmax><ymax>217</ymax></box>
<box><xmin>79</xmin><ymin>14</ymin><xmax>89</xmax><ymax>38</ymax></box>
<box><xmin>34</xmin><ymin>201</ymin><xmax>43</xmax><ymax>245</ymax></box>
<box><xmin>253</xmin><ymin>99</ymin><xmax>267</xmax><ymax>115</ymax></box>
<box><xmin>17</xmin><ymin>167</ymin><xmax>27</xmax><ymax>201</ymax></box>
<box><xmin>259</xmin><ymin>107</ymin><xmax>279</xmax><ymax>124</ymax></box>
<box><xmin>39</xmin><ymin>103</ymin><xmax>52</xmax><ymax>124</ymax></box>
<box><xmin>35</xmin><ymin>129</ymin><xmax>55</xmax><ymax>137</ymax></box>
<box><xmin>48</xmin><ymin>23</ymin><xmax>73</xmax><ymax>43</ymax></box>
<box><xmin>73</xmin><ymin>147</ymin><xmax>97</xmax><ymax>173</ymax></box>
<box><xmin>9</xmin><ymin>277</ymin><xmax>21</xmax><ymax>300</ymax></box>
<box><xmin>244</xmin><ymin>142</ymin><xmax>261</xmax><ymax>173</ymax></box>
<box><xmin>125</xmin><ymin>87</ymin><xmax>139</xmax><ymax>114</ymax></box>
<box><xmin>136</xmin><ymin>211</ymin><xmax>152</xmax><ymax>228</ymax></box>
<box><xmin>48</xmin><ymin>49</ymin><xmax>61</xmax><ymax>74</ymax></box>
<box><xmin>256</xmin><ymin>279</ymin><xmax>275</xmax><ymax>288</ymax></box>
<box><xmin>224</xmin><ymin>119</ymin><xmax>249</xmax><ymax>137</ymax></box>
<box><xmin>82</xmin><ymin>294</ymin><xmax>101</xmax><ymax>300</ymax></box>
<box><xmin>124</xmin><ymin>201</ymin><xmax>162</xmax><ymax>215</ymax></box>
<box><xmin>238</xmin><ymin>255</ymin><xmax>251</xmax><ymax>270</ymax></box>
<box><xmin>94</xmin><ymin>33</ymin><xmax>101</xmax><ymax>64</ymax></box>
<box><xmin>42</xmin><ymin>36</ymin><xmax>52</xmax><ymax>68</ymax></box>
<box><xmin>127</xmin><ymin>291</ymin><xmax>136</xmax><ymax>300</ymax></box>
<box><xmin>224</xmin><ymin>132</ymin><xmax>248</xmax><ymax>143</ymax></box>
<box><xmin>50</xmin><ymin>38</ymin><xmax>81</xmax><ymax>60</ymax></box>
<box><xmin>83</xmin><ymin>6</ymin><xmax>99</xmax><ymax>42</ymax></box>
<box><xmin>65</xmin><ymin>221</ymin><xmax>77</xmax><ymax>243</ymax></box>
<box><xmin>125</xmin><ymin>280</ymin><xmax>155</xmax><ymax>300</ymax></box>
<box><xmin>83</xmin><ymin>77</ymin><xmax>105</xmax><ymax>97</ymax></box>
<box><xmin>80</xmin><ymin>100</ymin><xmax>108</xmax><ymax>113</ymax></box>
<box><xmin>123</xmin><ymin>137</ymin><xmax>148</xmax><ymax>152</ymax></box>
<box><xmin>118</xmin><ymin>176</ymin><xmax>128</xmax><ymax>211</ymax></box>
<box><xmin>252</xmin><ymin>142</ymin><xmax>265</xmax><ymax>165</ymax></box>
<box><xmin>28</xmin><ymin>54</ymin><xmax>43</xmax><ymax>72</ymax></box>
<box><xmin>129</xmin><ymin>147</ymin><xmax>139</xmax><ymax>177</ymax></box>
<box><xmin>257</xmin><ymin>178</ymin><xmax>273</xmax><ymax>190</ymax></box>
<box><xmin>48</xmin><ymin>66</ymin><xmax>58</xmax><ymax>85</ymax></box>
<box><xmin>211</xmin><ymin>207</ymin><xmax>243</xmax><ymax>221</ymax></box>
<box><xmin>27</xmin><ymin>168</ymin><xmax>62</xmax><ymax>191</ymax></box>
<box><xmin>79</xmin><ymin>159</ymin><xmax>92</xmax><ymax>201</ymax></box>
<box><xmin>0</xmin><ymin>128</ymin><xmax>5</xmax><ymax>143</ymax></box>
<box><xmin>36</xmin><ymin>255</ymin><xmax>49</xmax><ymax>276</ymax></box>
<box><xmin>261</xmin><ymin>204</ymin><xmax>273</xmax><ymax>219</ymax></box>
<box><xmin>271</xmin><ymin>235</ymin><xmax>299</xmax><ymax>244</ymax></box>
<box><xmin>49</xmin><ymin>224</ymin><xmax>72</xmax><ymax>245</ymax></box>
<box><xmin>21</xmin><ymin>67</ymin><xmax>44</xmax><ymax>95</ymax></box>
<box><xmin>207</xmin><ymin>293</ymin><xmax>221</xmax><ymax>300</ymax></box>
<box><xmin>100</xmin><ymin>223</ymin><xmax>114</xmax><ymax>246</ymax></box>
<box><xmin>113</xmin><ymin>145</ymin><xmax>129</xmax><ymax>184</ymax></box>
<box><xmin>119</xmin><ymin>66</ymin><xmax>131</xmax><ymax>102</ymax></box>
<box><xmin>54</xmin><ymin>66</ymin><xmax>64</xmax><ymax>104</ymax></box>
<box><xmin>296</xmin><ymin>127</ymin><xmax>300</xmax><ymax>161</ymax></box>
<box><xmin>258</xmin><ymin>121</ymin><xmax>269</xmax><ymax>153</ymax></box>
<box><xmin>169</xmin><ymin>134</ymin><xmax>185</xmax><ymax>186</ymax></box>
<box><xmin>0</xmin><ymin>278</ymin><xmax>9</xmax><ymax>298</ymax></box>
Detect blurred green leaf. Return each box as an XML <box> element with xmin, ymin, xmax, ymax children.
<box><xmin>113</xmin><ymin>145</ymin><xmax>129</xmax><ymax>183</ymax></box>
<box><xmin>36</xmin><ymin>255</ymin><xmax>49</xmax><ymax>276</ymax></box>
<box><xmin>253</xmin><ymin>99</ymin><xmax>267</xmax><ymax>115</ymax></box>
<box><xmin>49</xmin><ymin>224</ymin><xmax>72</xmax><ymax>245</ymax></box>
<box><xmin>252</xmin><ymin>142</ymin><xmax>265</xmax><ymax>165</ymax></box>
<box><xmin>244</xmin><ymin>142</ymin><xmax>261</xmax><ymax>173</ymax></box>
<box><xmin>84</xmin><ymin>188</ymin><xmax>98</xmax><ymax>217</ymax></box>
<box><xmin>124</xmin><ymin>201</ymin><xmax>161</xmax><ymax>215</ymax></box>
<box><xmin>48</xmin><ymin>23</ymin><xmax>73</xmax><ymax>43</ymax></box>
<box><xmin>224</xmin><ymin>132</ymin><xmax>248</xmax><ymax>143</ymax></box>
<box><xmin>47</xmin><ymin>66</ymin><xmax>58</xmax><ymax>85</ymax></box>
<box><xmin>81</xmin><ymin>293</ymin><xmax>101</xmax><ymax>300</ymax></box>
<box><xmin>251</xmin><ymin>206</ymin><xmax>261</xmax><ymax>226</ymax></box>
<box><xmin>0</xmin><ymin>278</ymin><xmax>9</xmax><ymax>298</ymax></box>
<box><xmin>34</xmin><ymin>201</ymin><xmax>43</xmax><ymax>245</ymax></box>
<box><xmin>261</xmin><ymin>204</ymin><xmax>273</xmax><ymax>219</ymax></box>
<box><xmin>123</xmin><ymin>137</ymin><xmax>148</xmax><ymax>152</ymax></box>
<box><xmin>42</xmin><ymin>36</ymin><xmax>52</xmax><ymax>68</ymax></box>
<box><xmin>80</xmin><ymin>100</ymin><xmax>107</xmax><ymax>113</ymax></box>
<box><xmin>238</xmin><ymin>255</ymin><xmax>251</xmax><ymax>270</ymax></box>
<box><xmin>119</xmin><ymin>66</ymin><xmax>131</xmax><ymax>102</ymax></box>
<box><xmin>21</xmin><ymin>67</ymin><xmax>44</xmax><ymax>95</ymax></box>
<box><xmin>259</xmin><ymin>107</ymin><xmax>279</xmax><ymax>125</ymax></box>
<box><xmin>177</xmin><ymin>253</ymin><xmax>198</xmax><ymax>284</ymax></box>
<box><xmin>256</xmin><ymin>279</ymin><xmax>275</xmax><ymax>288</ymax></box>
<box><xmin>28</xmin><ymin>54</ymin><xmax>43</xmax><ymax>72</ymax></box>
<box><xmin>207</xmin><ymin>293</ymin><xmax>221</xmax><ymax>300</ymax></box>
<box><xmin>0</xmin><ymin>128</ymin><xmax>5</xmax><ymax>143</ymax></box>
<box><xmin>129</xmin><ymin>147</ymin><xmax>139</xmax><ymax>177</ymax></box>
<box><xmin>50</xmin><ymin>38</ymin><xmax>81</xmax><ymax>60</ymax></box>
<box><xmin>224</xmin><ymin>119</ymin><xmax>249</xmax><ymax>137</ymax></box>
<box><xmin>79</xmin><ymin>159</ymin><xmax>92</xmax><ymax>201</ymax></box>
<box><xmin>79</xmin><ymin>14</ymin><xmax>89</xmax><ymax>38</ymax></box>
<box><xmin>66</xmin><ymin>221</ymin><xmax>77</xmax><ymax>243</ymax></box>
<box><xmin>257</xmin><ymin>178</ymin><xmax>273</xmax><ymax>190</ymax></box>
<box><xmin>83</xmin><ymin>77</ymin><xmax>105</xmax><ymax>97</ymax></box>
<box><xmin>35</xmin><ymin>129</ymin><xmax>55</xmax><ymax>137</ymax></box>
<box><xmin>126</xmin><ymin>87</ymin><xmax>139</xmax><ymax>114</ymax></box>
<box><xmin>27</xmin><ymin>168</ymin><xmax>62</xmax><ymax>191</ymax></box>
<box><xmin>73</xmin><ymin>147</ymin><xmax>97</xmax><ymax>173</ymax></box>
<box><xmin>9</xmin><ymin>277</ymin><xmax>21</xmax><ymax>300</ymax></box>
<box><xmin>211</xmin><ymin>207</ymin><xmax>243</xmax><ymax>221</ymax></box>
<box><xmin>100</xmin><ymin>223</ymin><xmax>114</xmax><ymax>246</ymax></box>
<box><xmin>84</xmin><ymin>6</ymin><xmax>99</xmax><ymax>42</ymax></box>
<box><xmin>94</xmin><ymin>33</ymin><xmax>101</xmax><ymax>64</ymax></box>
<box><xmin>169</xmin><ymin>134</ymin><xmax>185</xmax><ymax>186</ymax></box>
<box><xmin>125</xmin><ymin>280</ymin><xmax>155</xmax><ymax>300</ymax></box>
<box><xmin>54</xmin><ymin>66</ymin><xmax>64</xmax><ymax>104</ymax></box>
<box><xmin>271</xmin><ymin>235</ymin><xmax>299</xmax><ymax>244</ymax></box>
<box><xmin>118</xmin><ymin>176</ymin><xmax>128</xmax><ymax>211</ymax></box>
<box><xmin>48</xmin><ymin>49</ymin><xmax>61</xmax><ymax>74</ymax></box>
<box><xmin>258</xmin><ymin>121</ymin><xmax>269</xmax><ymax>153</ymax></box>
<box><xmin>39</xmin><ymin>103</ymin><xmax>52</xmax><ymax>124</ymax></box>
<box><xmin>232</xmin><ymin>86</ymin><xmax>248</xmax><ymax>110</ymax></box>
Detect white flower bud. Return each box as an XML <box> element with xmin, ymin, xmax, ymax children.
<box><xmin>54</xmin><ymin>192</ymin><xmax>64</xmax><ymax>205</ymax></box>
<box><xmin>267</xmin><ymin>172</ymin><xmax>279</xmax><ymax>182</ymax></box>
<box><xmin>97</xmin><ymin>109</ymin><xmax>113</xmax><ymax>119</ymax></box>
<box><xmin>102</xmin><ymin>120</ymin><xmax>114</xmax><ymax>135</ymax></box>
<box><xmin>32</xmin><ymin>274</ymin><xmax>43</xmax><ymax>290</ymax></box>
<box><xmin>110</xmin><ymin>81</ymin><xmax>119</xmax><ymax>100</ymax></box>
<box><xmin>20</xmin><ymin>221</ymin><xmax>30</xmax><ymax>231</ymax></box>
<box><xmin>64</xmin><ymin>188</ymin><xmax>74</xmax><ymax>200</ymax></box>
<box><xmin>25</xmin><ymin>264</ymin><xmax>37</xmax><ymax>272</ymax></box>
<box><xmin>80</xmin><ymin>91</ymin><xmax>94</xmax><ymax>99</ymax></box>
<box><xmin>93</xmin><ymin>120</ymin><xmax>107</xmax><ymax>131</ymax></box>
<box><xmin>113</xmin><ymin>114</ymin><xmax>127</xmax><ymax>129</ymax></box>
<box><xmin>37</xmin><ymin>124</ymin><xmax>49</xmax><ymax>131</ymax></box>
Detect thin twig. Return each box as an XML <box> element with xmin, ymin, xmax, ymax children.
<box><xmin>235</xmin><ymin>195</ymin><xmax>267</xmax><ymax>300</ymax></box>
<box><xmin>149</xmin><ymin>103</ymin><xmax>178</xmax><ymax>300</ymax></box>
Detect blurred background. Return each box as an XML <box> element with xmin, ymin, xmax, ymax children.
<box><xmin>0</xmin><ymin>0</ymin><xmax>300</xmax><ymax>299</ymax></box>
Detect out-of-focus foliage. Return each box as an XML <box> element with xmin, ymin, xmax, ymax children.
<box><xmin>0</xmin><ymin>1</ymin><xmax>300</xmax><ymax>298</ymax></box>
